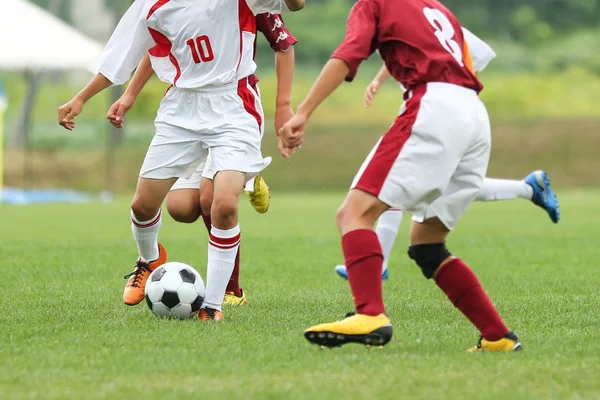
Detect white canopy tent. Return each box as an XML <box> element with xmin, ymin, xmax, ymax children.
<box><xmin>0</xmin><ymin>0</ymin><xmax>111</xmax><ymax>195</ymax></box>
<box><xmin>0</xmin><ymin>0</ymin><xmax>104</xmax><ymax>72</ymax></box>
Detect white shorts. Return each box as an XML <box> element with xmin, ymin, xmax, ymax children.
<box><xmin>139</xmin><ymin>78</ymin><xmax>271</xmax><ymax>181</ymax></box>
<box><xmin>351</xmin><ymin>82</ymin><xmax>491</xmax><ymax>230</ymax></box>
<box><xmin>170</xmin><ymin>153</ymin><xmax>257</xmax><ymax>192</ymax></box>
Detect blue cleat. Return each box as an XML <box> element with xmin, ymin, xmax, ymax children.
<box><xmin>524</xmin><ymin>170</ymin><xmax>560</xmax><ymax>223</ymax></box>
<box><xmin>335</xmin><ymin>265</ymin><xmax>389</xmax><ymax>281</ymax></box>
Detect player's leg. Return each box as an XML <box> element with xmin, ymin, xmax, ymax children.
<box><xmin>165</xmin><ymin>166</ymin><xmax>204</xmax><ymax>223</ymax></box>
<box><xmin>408</xmin><ymin>90</ymin><xmax>520</xmax><ymax>352</ymax></box>
<box><xmin>477</xmin><ymin>173</ymin><xmax>560</xmax><ymax>223</ymax></box>
<box><xmin>334</xmin><ymin>208</ymin><xmax>403</xmax><ymax>280</ymax></box>
<box><xmin>304</xmin><ymin>96</ymin><xmax>437</xmax><ymax>348</ymax></box>
<box><xmin>200</xmin><ymin>158</ymin><xmax>247</xmax><ymax>306</ymax></box>
<box><xmin>198</xmin><ymin>169</ymin><xmax>246</xmax><ymax>320</ymax></box>
<box><xmin>123</xmin><ymin>101</ymin><xmax>208</xmax><ymax>305</ymax></box>
<box><xmin>197</xmin><ymin>78</ymin><xmax>270</xmax><ymax>320</ymax></box>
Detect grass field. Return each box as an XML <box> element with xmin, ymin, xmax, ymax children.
<box><xmin>1</xmin><ymin>191</ymin><xmax>599</xmax><ymax>399</ymax></box>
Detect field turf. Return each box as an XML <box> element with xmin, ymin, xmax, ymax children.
<box><xmin>0</xmin><ymin>191</ymin><xmax>598</xmax><ymax>399</ymax></box>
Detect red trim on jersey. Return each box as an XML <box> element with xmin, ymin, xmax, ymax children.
<box><xmin>147</xmin><ymin>28</ymin><xmax>182</xmax><ymax>86</ymax></box>
<box><xmin>354</xmin><ymin>84</ymin><xmax>428</xmax><ymax>197</ymax></box>
<box><xmin>237</xmin><ymin>78</ymin><xmax>262</xmax><ymax>133</ymax></box>
<box><xmin>147</xmin><ymin>0</ymin><xmax>169</xmax><ymax>19</ymax></box>
<box><xmin>236</xmin><ymin>0</ymin><xmax>256</xmax><ymax>71</ymax></box>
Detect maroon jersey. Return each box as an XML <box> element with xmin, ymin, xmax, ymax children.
<box><xmin>249</xmin><ymin>13</ymin><xmax>297</xmax><ymax>87</ymax></box>
<box><xmin>332</xmin><ymin>0</ymin><xmax>482</xmax><ymax>93</ymax></box>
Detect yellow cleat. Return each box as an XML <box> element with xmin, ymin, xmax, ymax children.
<box><xmin>223</xmin><ymin>288</ymin><xmax>248</xmax><ymax>306</ymax></box>
<box><xmin>304</xmin><ymin>312</ymin><xmax>393</xmax><ymax>348</ymax></box>
<box><xmin>246</xmin><ymin>174</ymin><xmax>270</xmax><ymax>214</ymax></box>
<box><xmin>468</xmin><ymin>331</ymin><xmax>522</xmax><ymax>353</ymax></box>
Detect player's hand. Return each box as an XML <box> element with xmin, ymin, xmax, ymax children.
<box><xmin>57</xmin><ymin>97</ymin><xmax>84</xmax><ymax>131</ymax></box>
<box><xmin>107</xmin><ymin>93</ymin><xmax>136</xmax><ymax>128</ymax></box>
<box><xmin>274</xmin><ymin>104</ymin><xmax>294</xmax><ymax>133</ymax></box>
<box><xmin>277</xmin><ymin>113</ymin><xmax>307</xmax><ymax>159</ymax></box>
<box><xmin>364</xmin><ymin>80</ymin><xmax>381</xmax><ymax>108</ymax></box>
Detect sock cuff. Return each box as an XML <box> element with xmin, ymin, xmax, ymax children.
<box><xmin>131</xmin><ymin>209</ymin><xmax>161</xmax><ymax>228</ymax></box>
<box><xmin>210</xmin><ymin>225</ymin><xmax>240</xmax><ymax>238</ymax></box>
<box><xmin>210</xmin><ymin>225</ymin><xmax>241</xmax><ymax>250</ymax></box>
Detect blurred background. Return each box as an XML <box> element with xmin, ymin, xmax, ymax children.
<box><xmin>1</xmin><ymin>0</ymin><xmax>599</xmax><ymax>202</ymax></box>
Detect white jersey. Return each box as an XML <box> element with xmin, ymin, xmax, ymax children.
<box><xmin>98</xmin><ymin>0</ymin><xmax>291</xmax><ymax>88</ymax></box>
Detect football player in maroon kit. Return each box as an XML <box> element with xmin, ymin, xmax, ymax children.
<box><xmin>279</xmin><ymin>0</ymin><xmax>521</xmax><ymax>352</ymax></box>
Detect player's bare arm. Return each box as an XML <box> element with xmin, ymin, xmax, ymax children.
<box><xmin>274</xmin><ymin>47</ymin><xmax>295</xmax><ymax>132</ymax></box>
<box><xmin>107</xmin><ymin>54</ymin><xmax>155</xmax><ymax>128</ymax></box>
<box><xmin>364</xmin><ymin>64</ymin><xmax>391</xmax><ymax>108</ymax></box>
<box><xmin>57</xmin><ymin>73</ymin><xmax>113</xmax><ymax>131</ymax></box>
<box><xmin>278</xmin><ymin>58</ymin><xmax>349</xmax><ymax>158</ymax></box>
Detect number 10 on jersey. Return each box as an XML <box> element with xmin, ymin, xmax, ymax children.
<box><xmin>186</xmin><ymin>35</ymin><xmax>215</xmax><ymax>63</ymax></box>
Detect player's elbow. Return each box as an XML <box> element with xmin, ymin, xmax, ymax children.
<box><xmin>285</xmin><ymin>0</ymin><xmax>305</xmax><ymax>11</ymax></box>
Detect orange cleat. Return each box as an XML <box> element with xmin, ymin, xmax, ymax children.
<box><xmin>123</xmin><ymin>243</ymin><xmax>167</xmax><ymax>306</ymax></box>
<box><xmin>198</xmin><ymin>308</ymin><xmax>224</xmax><ymax>321</ymax></box>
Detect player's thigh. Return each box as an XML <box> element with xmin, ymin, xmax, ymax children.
<box><xmin>418</xmin><ymin>119</ymin><xmax>491</xmax><ymax>231</ymax></box>
<box><xmin>352</xmin><ymin>95</ymin><xmax>463</xmax><ymax>216</ymax></box>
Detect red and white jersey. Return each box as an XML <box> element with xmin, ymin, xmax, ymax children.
<box><xmin>98</xmin><ymin>0</ymin><xmax>291</xmax><ymax>88</ymax></box>
<box><xmin>461</xmin><ymin>28</ymin><xmax>496</xmax><ymax>73</ymax></box>
<box><xmin>332</xmin><ymin>0</ymin><xmax>483</xmax><ymax>93</ymax></box>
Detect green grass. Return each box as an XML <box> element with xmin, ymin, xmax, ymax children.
<box><xmin>0</xmin><ymin>191</ymin><xmax>599</xmax><ymax>399</ymax></box>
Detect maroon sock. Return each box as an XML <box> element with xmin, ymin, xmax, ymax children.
<box><xmin>225</xmin><ymin>247</ymin><xmax>242</xmax><ymax>297</ymax></box>
<box><xmin>201</xmin><ymin>213</ymin><xmax>211</xmax><ymax>233</ymax></box>
<box><xmin>435</xmin><ymin>258</ymin><xmax>509</xmax><ymax>341</ymax></box>
<box><xmin>342</xmin><ymin>229</ymin><xmax>385</xmax><ymax>316</ymax></box>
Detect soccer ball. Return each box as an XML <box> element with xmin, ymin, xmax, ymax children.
<box><xmin>145</xmin><ymin>262</ymin><xmax>205</xmax><ymax>319</ymax></box>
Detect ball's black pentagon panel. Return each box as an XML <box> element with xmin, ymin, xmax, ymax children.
<box><xmin>161</xmin><ymin>291</ymin><xmax>180</xmax><ymax>309</ymax></box>
<box><xmin>179</xmin><ymin>268</ymin><xmax>196</xmax><ymax>284</ymax></box>
<box><xmin>191</xmin><ymin>295</ymin><xmax>203</xmax><ymax>313</ymax></box>
<box><xmin>151</xmin><ymin>266</ymin><xmax>166</xmax><ymax>282</ymax></box>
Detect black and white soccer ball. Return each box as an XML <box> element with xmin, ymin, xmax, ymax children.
<box><xmin>145</xmin><ymin>262</ymin><xmax>205</xmax><ymax>319</ymax></box>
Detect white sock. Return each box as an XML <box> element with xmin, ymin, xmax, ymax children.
<box><xmin>244</xmin><ymin>177</ymin><xmax>255</xmax><ymax>192</ymax></box>
<box><xmin>476</xmin><ymin>178</ymin><xmax>534</xmax><ymax>202</ymax></box>
<box><xmin>131</xmin><ymin>209</ymin><xmax>161</xmax><ymax>263</ymax></box>
<box><xmin>375</xmin><ymin>209</ymin><xmax>403</xmax><ymax>273</ymax></box>
<box><xmin>204</xmin><ymin>225</ymin><xmax>241</xmax><ymax>311</ymax></box>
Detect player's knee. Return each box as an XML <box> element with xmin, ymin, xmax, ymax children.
<box><xmin>407</xmin><ymin>243</ymin><xmax>452</xmax><ymax>279</ymax></box>
<box><xmin>212</xmin><ymin>195</ymin><xmax>238</xmax><ymax>222</ymax></box>
<box><xmin>130</xmin><ymin>198</ymin><xmax>160</xmax><ymax>222</ymax></box>
<box><xmin>335</xmin><ymin>204</ymin><xmax>348</xmax><ymax>231</ymax></box>
<box><xmin>198</xmin><ymin>190</ymin><xmax>213</xmax><ymax>217</ymax></box>
<box><xmin>165</xmin><ymin>199</ymin><xmax>200</xmax><ymax>224</ymax></box>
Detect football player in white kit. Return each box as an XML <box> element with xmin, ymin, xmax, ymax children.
<box><xmin>334</xmin><ymin>27</ymin><xmax>560</xmax><ymax>281</ymax></box>
<box><xmin>57</xmin><ymin>0</ymin><xmax>304</xmax><ymax>321</ymax></box>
